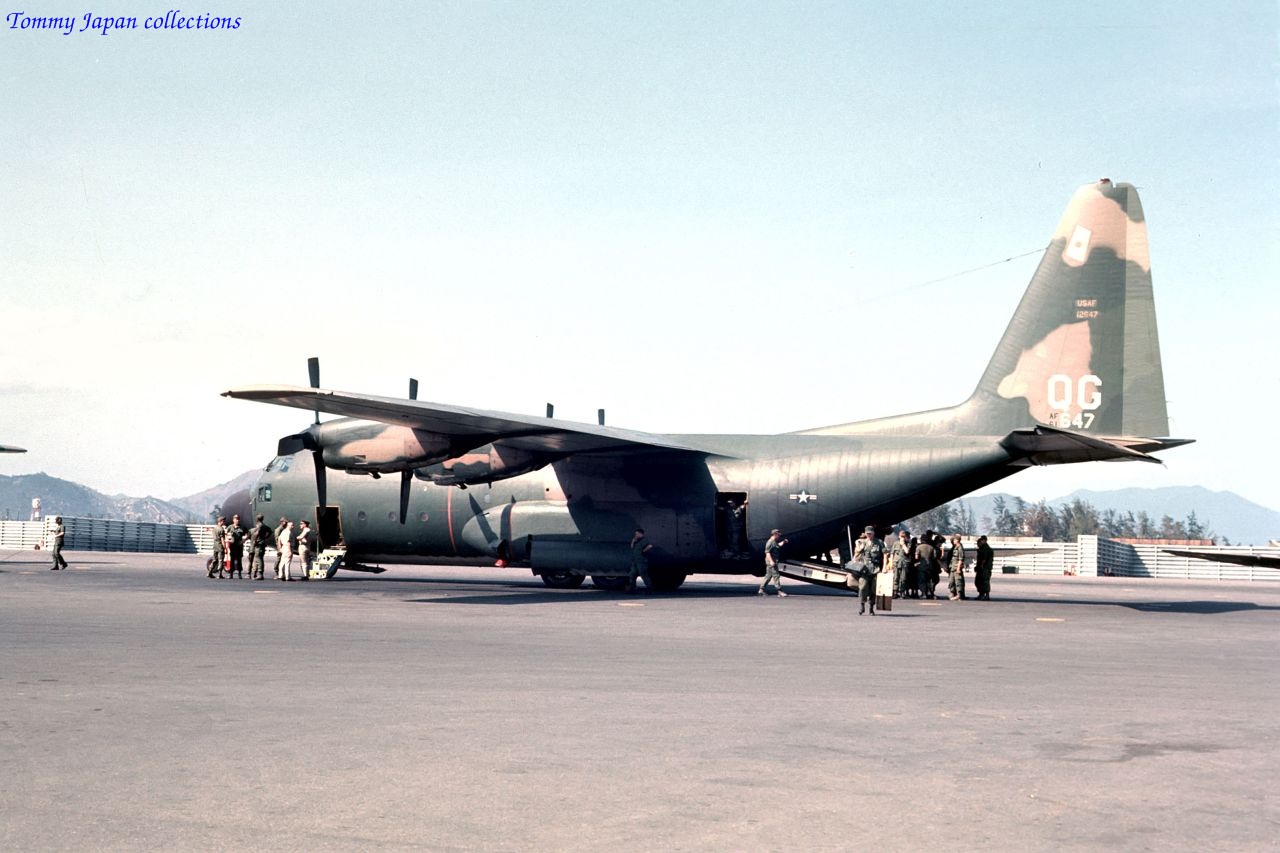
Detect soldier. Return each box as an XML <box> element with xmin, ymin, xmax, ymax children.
<box><xmin>852</xmin><ymin>525</ymin><xmax>884</xmax><ymax>615</ymax></box>
<box><xmin>210</xmin><ymin>515</ymin><xmax>227</xmax><ymax>578</ymax></box>
<box><xmin>247</xmin><ymin>514</ymin><xmax>271</xmax><ymax>580</ymax></box>
<box><xmin>758</xmin><ymin>528</ymin><xmax>788</xmax><ymax>597</ymax></box>
<box><xmin>626</xmin><ymin>527</ymin><xmax>653</xmax><ymax>593</ymax></box>
<box><xmin>974</xmin><ymin>534</ymin><xmax>994</xmax><ymax>600</ymax></box>
<box><xmin>906</xmin><ymin>535</ymin><xmax>920</xmax><ymax>597</ymax></box>
<box><xmin>947</xmin><ymin>534</ymin><xmax>966</xmax><ymax>600</ymax></box>
<box><xmin>725</xmin><ymin>498</ymin><xmax>748</xmax><ymax>557</ymax></box>
<box><xmin>915</xmin><ymin>532</ymin><xmax>938</xmax><ymax>599</ymax></box>
<box><xmin>225</xmin><ymin>514</ymin><xmax>246</xmax><ymax>579</ymax></box>
<box><xmin>296</xmin><ymin>520</ymin><xmax>315</xmax><ymax>581</ymax></box>
<box><xmin>931</xmin><ymin>531</ymin><xmax>945</xmax><ymax>592</ymax></box>
<box><xmin>275</xmin><ymin>518</ymin><xmax>293</xmax><ymax>581</ymax></box>
<box><xmin>49</xmin><ymin>516</ymin><xmax>68</xmax><ymax>571</ymax></box>
<box><xmin>889</xmin><ymin>528</ymin><xmax>913</xmax><ymax>598</ymax></box>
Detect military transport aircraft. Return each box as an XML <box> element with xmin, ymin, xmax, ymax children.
<box><xmin>222</xmin><ymin>179</ymin><xmax>1192</xmax><ymax>590</ymax></box>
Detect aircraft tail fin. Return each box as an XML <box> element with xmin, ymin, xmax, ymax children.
<box><xmin>965</xmin><ymin>179</ymin><xmax>1169</xmax><ymax>438</ymax></box>
<box><xmin>803</xmin><ymin>180</ymin><xmax>1173</xmax><ymax>440</ymax></box>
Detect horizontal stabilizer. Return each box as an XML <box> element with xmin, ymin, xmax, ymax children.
<box><xmin>1161</xmin><ymin>550</ymin><xmax>1280</xmax><ymax>571</ymax></box>
<box><xmin>999</xmin><ymin>425</ymin><xmax>1186</xmax><ymax>466</ymax></box>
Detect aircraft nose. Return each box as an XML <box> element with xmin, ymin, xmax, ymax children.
<box><xmin>221</xmin><ymin>488</ymin><xmax>252</xmax><ymax>526</ymax></box>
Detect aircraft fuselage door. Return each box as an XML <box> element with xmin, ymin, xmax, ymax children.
<box><xmin>316</xmin><ymin>506</ymin><xmax>343</xmax><ymax>550</ymax></box>
<box><xmin>715</xmin><ymin>491</ymin><xmax>749</xmax><ymax>558</ymax></box>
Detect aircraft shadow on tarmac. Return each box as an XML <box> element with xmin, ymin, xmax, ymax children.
<box><xmin>380</xmin><ymin>579</ymin><xmax>1273</xmax><ymax>613</ymax></box>
<box><xmin>410</xmin><ymin>594</ymin><xmax>926</xmax><ymax>609</ymax></box>
<box><xmin>988</xmin><ymin>596</ymin><xmax>1279</xmax><ymax>615</ymax></box>
<box><xmin>326</xmin><ymin>575</ymin><xmax>1277</xmax><ymax>614</ymax></box>
<box><xmin>352</xmin><ymin>576</ymin><xmax>867</xmax><ymax>606</ymax></box>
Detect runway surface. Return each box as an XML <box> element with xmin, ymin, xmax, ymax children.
<box><xmin>2</xmin><ymin>550</ymin><xmax>1277</xmax><ymax>851</ymax></box>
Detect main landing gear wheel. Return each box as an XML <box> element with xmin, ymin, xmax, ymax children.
<box><xmin>648</xmin><ymin>571</ymin><xmax>687</xmax><ymax>592</ymax></box>
<box><xmin>540</xmin><ymin>571</ymin><xmax>586</xmax><ymax>589</ymax></box>
<box><xmin>591</xmin><ymin>575</ymin><xmax>629</xmax><ymax>591</ymax></box>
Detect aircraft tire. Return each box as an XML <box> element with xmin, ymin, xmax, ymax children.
<box><xmin>591</xmin><ymin>575</ymin><xmax>629</xmax><ymax>591</ymax></box>
<box><xmin>648</xmin><ymin>571</ymin><xmax>687</xmax><ymax>592</ymax></box>
<box><xmin>540</xmin><ymin>571</ymin><xmax>585</xmax><ymax>589</ymax></box>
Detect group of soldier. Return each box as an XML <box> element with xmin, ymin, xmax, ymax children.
<box><xmin>757</xmin><ymin>525</ymin><xmax>995</xmax><ymax>612</ymax></box>
<box><xmin>207</xmin><ymin>513</ymin><xmax>317</xmax><ymax>582</ymax></box>
<box><xmin>857</xmin><ymin>526</ymin><xmax>995</xmax><ymax>612</ymax></box>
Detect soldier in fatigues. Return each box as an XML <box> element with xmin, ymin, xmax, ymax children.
<box><xmin>851</xmin><ymin>525</ymin><xmax>884</xmax><ymax>615</ymax></box>
<box><xmin>210</xmin><ymin>516</ymin><xmax>227</xmax><ymax>578</ymax></box>
<box><xmin>225</xmin><ymin>515</ymin><xmax>246</xmax><ymax>579</ymax></box>
<box><xmin>930</xmin><ymin>532</ymin><xmax>945</xmax><ymax>591</ymax></box>
<box><xmin>725</xmin><ymin>499</ymin><xmax>748</xmax><ymax>557</ymax></box>
<box><xmin>247</xmin><ymin>514</ymin><xmax>271</xmax><ymax>581</ymax></box>
<box><xmin>947</xmin><ymin>534</ymin><xmax>966</xmax><ymax>600</ymax></box>
<box><xmin>49</xmin><ymin>516</ymin><xmax>69</xmax><ymax>571</ymax></box>
<box><xmin>758</xmin><ymin>529</ymin><xmax>788</xmax><ymax>597</ymax></box>
<box><xmin>974</xmin><ymin>535</ymin><xmax>994</xmax><ymax>600</ymax></box>
<box><xmin>626</xmin><ymin>527</ymin><xmax>653</xmax><ymax>593</ymax></box>
<box><xmin>915</xmin><ymin>533</ymin><xmax>937</xmax><ymax>599</ymax></box>
<box><xmin>889</xmin><ymin>529</ymin><xmax>913</xmax><ymax>598</ymax></box>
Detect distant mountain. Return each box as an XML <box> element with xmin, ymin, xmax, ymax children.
<box><xmin>167</xmin><ymin>469</ymin><xmax>261</xmax><ymax>522</ymax></box>
<box><xmin>0</xmin><ymin>473</ymin><xmax>196</xmax><ymax>524</ymax></box>
<box><xmin>959</xmin><ymin>487</ymin><xmax>1280</xmax><ymax>546</ymax></box>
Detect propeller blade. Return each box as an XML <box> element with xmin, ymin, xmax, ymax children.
<box><xmin>598</xmin><ymin>408</ymin><xmax>606</xmax><ymax>426</ymax></box>
<box><xmin>313</xmin><ymin>450</ymin><xmax>327</xmax><ymax>508</ymax></box>
<box><xmin>277</xmin><ymin>433</ymin><xmax>308</xmax><ymax>456</ymax></box>
<box><xmin>546</xmin><ymin>403</ymin><xmax>554</xmax><ymax>418</ymax></box>
<box><xmin>409</xmin><ymin>378</ymin><xmax>419</xmax><ymax>401</ymax></box>
<box><xmin>307</xmin><ymin>357</ymin><xmax>321</xmax><ymax>425</ymax></box>
<box><xmin>399</xmin><ymin>470</ymin><xmax>411</xmax><ymax>525</ymax></box>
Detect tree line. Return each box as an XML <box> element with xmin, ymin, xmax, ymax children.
<box><xmin>904</xmin><ymin>496</ymin><xmax>1223</xmax><ymax>544</ymax></box>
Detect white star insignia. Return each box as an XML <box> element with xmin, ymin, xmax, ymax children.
<box><xmin>788</xmin><ymin>490</ymin><xmax>818</xmax><ymax>505</ymax></box>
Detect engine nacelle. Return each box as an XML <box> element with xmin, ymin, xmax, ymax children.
<box><xmin>419</xmin><ymin>444</ymin><xmax>551</xmax><ymax>487</ymax></box>
<box><xmin>311</xmin><ymin>419</ymin><xmax>457</xmax><ymax>473</ymax></box>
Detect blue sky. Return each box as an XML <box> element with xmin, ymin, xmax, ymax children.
<box><xmin>1</xmin><ymin>1</ymin><xmax>1276</xmax><ymax>512</ymax></box>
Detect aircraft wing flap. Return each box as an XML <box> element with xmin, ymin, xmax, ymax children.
<box><xmin>223</xmin><ymin>385</ymin><xmax>706</xmax><ymax>456</ymax></box>
<box><xmin>1000</xmin><ymin>425</ymin><xmax>1163</xmax><ymax>466</ymax></box>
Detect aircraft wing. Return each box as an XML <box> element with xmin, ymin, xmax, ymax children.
<box><xmin>222</xmin><ymin>385</ymin><xmax>708</xmax><ymax>456</ymax></box>
<box><xmin>1161</xmin><ymin>549</ymin><xmax>1280</xmax><ymax>570</ymax></box>
<box><xmin>0</xmin><ymin>444</ymin><xmax>27</xmax><ymax>453</ymax></box>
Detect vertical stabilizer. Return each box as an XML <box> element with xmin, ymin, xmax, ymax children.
<box><xmin>970</xmin><ymin>179</ymin><xmax>1168</xmax><ymax>437</ymax></box>
<box><xmin>802</xmin><ymin>180</ymin><xmax>1171</xmax><ymax>440</ymax></box>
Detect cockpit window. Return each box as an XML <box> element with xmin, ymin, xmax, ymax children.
<box><xmin>265</xmin><ymin>456</ymin><xmax>292</xmax><ymax>474</ymax></box>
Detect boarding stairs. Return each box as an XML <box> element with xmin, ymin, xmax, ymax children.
<box><xmin>777</xmin><ymin>558</ymin><xmax>858</xmax><ymax>591</ymax></box>
<box><xmin>308</xmin><ymin>547</ymin><xmax>346</xmax><ymax>580</ymax></box>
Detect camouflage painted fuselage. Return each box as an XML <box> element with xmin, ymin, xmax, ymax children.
<box><xmin>240</xmin><ymin>431</ymin><xmax>1014</xmax><ymax>574</ymax></box>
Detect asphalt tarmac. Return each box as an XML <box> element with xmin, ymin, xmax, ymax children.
<box><xmin>1</xmin><ymin>550</ymin><xmax>1276</xmax><ymax>851</ymax></box>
